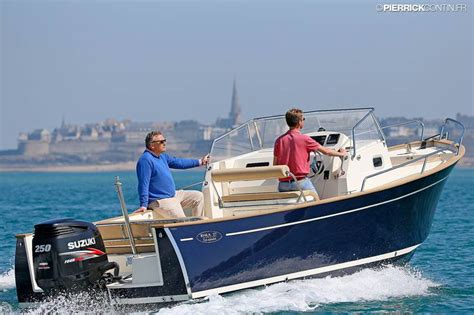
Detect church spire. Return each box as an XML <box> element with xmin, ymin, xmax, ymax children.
<box><xmin>229</xmin><ymin>76</ymin><xmax>241</xmax><ymax>126</ymax></box>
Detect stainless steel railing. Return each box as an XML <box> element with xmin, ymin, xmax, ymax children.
<box><xmin>114</xmin><ymin>176</ymin><xmax>137</xmax><ymax>255</ymax></box>
<box><xmin>360</xmin><ymin>147</ymin><xmax>450</xmax><ymax>192</ymax></box>
<box><xmin>440</xmin><ymin>118</ymin><xmax>465</xmax><ymax>155</ymax></box>
<box><xmin>351</xmin><ymin>109</ymin><xmax>375</xmax><ymax>159</ymax></box>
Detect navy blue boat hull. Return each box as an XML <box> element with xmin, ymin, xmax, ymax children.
<box><xmin>14</xmin><ymin>162</ymin><xmax>458</xmax><ymax>304</ymax></box>
<box><xmin>163</xmin><ymin>163</ymin><xmax>454</xmax><ymax>296</ymax></box>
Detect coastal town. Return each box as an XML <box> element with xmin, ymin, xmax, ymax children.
<box><xmin>0</xmin><ymin>82</ymin><xmax>472</xmax><ymax>171</ymax></box>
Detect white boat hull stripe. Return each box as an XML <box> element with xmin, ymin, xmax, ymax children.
<box><xmin>111</xmin><ymin>294</ymin><xmax>190</xmax><ymax>305</ymax></box>
<box><xmin>164</xmin><ymin>228</ymin><xmax>193</xmax><ymax>297</ymax></box>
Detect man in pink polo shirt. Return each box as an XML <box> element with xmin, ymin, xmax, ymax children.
<box><xmin>273</xmin><ymin>108</ymin><xmax>347</xmax><ymax>192</ymax></box>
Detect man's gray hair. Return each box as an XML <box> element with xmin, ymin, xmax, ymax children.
<box><xmin>145</xmin><ymin>130</ymin><xmax>163</xmax><ymax>149</ymax></box>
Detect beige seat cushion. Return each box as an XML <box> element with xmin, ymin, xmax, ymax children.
<box><xmin>211</xmin><ymin>165</ymin><xmax>290</xmax><ymax>182</ymax></box>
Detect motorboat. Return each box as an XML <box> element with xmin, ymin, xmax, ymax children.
<box><xmin>15</xmin><ymin>108</ymin><xmax>465</xmax><ymax>306</ymax></box>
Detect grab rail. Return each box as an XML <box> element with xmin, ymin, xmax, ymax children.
<box><xmin>351</xmin><ymin>109</ymin><xmax>375</xmax><ymax>159</ymax></box>
<box><xmin>179</xmin><ymin>180</ymin><xmax>205</xmax><ymax>190</ymax></box>
<box><xmin>440</xmin><ymin>118</ymin><xmax>465</xmax><ymax>155</ymax></box>
<box><xmin>96</xmin><ymin>217</ymin><xmax>203</xmax><ymax>228</ymax></box>
<box><xmin>380</xmin><ymin>120</ymin><xmax>425</xmax><ymax>142</ymax></box>
<box><xmin>360</xmin><ymin>148</ymin><xmax>450</xmax><ymax>192</ymax></box>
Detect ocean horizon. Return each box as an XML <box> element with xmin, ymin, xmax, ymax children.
<box><xmin>0</xmin><ymin>168</ymin><xmax>473</xmax><ymax>313</ymax></box>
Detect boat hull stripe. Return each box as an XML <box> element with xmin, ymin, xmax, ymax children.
<box><xmin>111</xmin><ymin>294</ymin><xmax>190</xmax><ymax>305</ymax></box>
<box><xmin>164</xmin><ymin>228</ymin><xmax>193</xmax><ymax>297</ymax></box>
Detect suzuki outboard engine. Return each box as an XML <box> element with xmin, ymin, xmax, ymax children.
<box><xmin>33</xmin><ymin>218</ymin><xmax>116</xmax><ymax>292</ymax></box>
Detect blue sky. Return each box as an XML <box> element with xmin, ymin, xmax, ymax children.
<box><xmin>0</xmin><ymin>0</ymin><xmax>472</xmax><ymax>149</ymax></box>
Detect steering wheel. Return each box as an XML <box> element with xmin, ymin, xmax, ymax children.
<box><xmin>309</xmin><ymin>151</ymin><xmax>325</xmax><ymax>178</ymax></box>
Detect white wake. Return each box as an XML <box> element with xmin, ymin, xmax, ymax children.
<box><xmin>0</xmin><ymin>267</ymin><xmax>15</xmax><ymax>291</ymax></box>
<box><xmin>158</xmin><ymin>265</ymin><xmax>439</xmax><ymax>314</ymax></box>
<box><xmin>17</xmin><ymin>265</ymin><xmax>438</xmax><ymax>314</ymax></box>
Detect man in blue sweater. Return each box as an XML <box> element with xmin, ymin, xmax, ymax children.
<box><xmin>135</xmin><ymin>131</ymin><xmax>210</xmax><ymax>218</ymax></box>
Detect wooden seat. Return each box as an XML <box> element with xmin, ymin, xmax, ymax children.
<box><xmin>222</xmin><ymin>190</ymin><xmax>318</xmax><ymax>202</ymax></box>
<box><xmin>101</xmin><ymin>240</ymin><xmax>156</xmax><ymax>255</ymax></box>
<box><xmin>95</xmin><ymin>212</ymin><xmax>206</xmax><ymax>254</ymax></box>
<box><xmin>96</xmin><ymin>214</ymin><xmax>157</xmax><ymax>255</ymax></box>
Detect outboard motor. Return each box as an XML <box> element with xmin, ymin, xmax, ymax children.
<box><xmin>33</xmin><ymin>218</ymin><xmax>117</xmax><ymax>292</ymax></box>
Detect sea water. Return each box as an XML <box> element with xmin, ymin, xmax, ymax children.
<box><xmin>0</xmin><ymin>168</ymin><xmax>473</xmax><ymax>313</ymax></box>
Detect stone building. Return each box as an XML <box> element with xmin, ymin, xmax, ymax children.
<box><xmin>80</xmin><ymin>126</ymin><xmax>99</xmax><ymax>141</ymax></box>
<box><xmin>18</xmin><ymin>129</ymin><xmax>51</xmax><ymax>156</ymax></box>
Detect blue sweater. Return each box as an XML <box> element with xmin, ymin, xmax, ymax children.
<box><xmin>136</xmin><ymin>150</ymin><xmax>200</xmax><ymax>207</ymax></box>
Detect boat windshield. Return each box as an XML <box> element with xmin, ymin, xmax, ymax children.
<box><xmin>210</xmin><ymin>108</ymin><xmax>384</xmax><ymax>162</ymax></box>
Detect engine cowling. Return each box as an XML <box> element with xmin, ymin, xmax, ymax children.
<box><xmin>33</xmin><ymin>218</ymin><xmax>110</xmax><ymax>291</ymax></box>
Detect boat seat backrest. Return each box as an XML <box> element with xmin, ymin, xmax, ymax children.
<box><xmin>211</xmin><ymin>165</ymin><xmax>290</xmax><ymax>182</ymax></box>
<box><xmin>97</xmin><ymin>222</ymin><xmax>155</xmax><ymax>255</ymax></box>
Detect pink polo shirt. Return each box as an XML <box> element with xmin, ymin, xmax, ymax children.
<box><xmin>274</xmin><ymin>129</ymin><xmax>321</xmax><ymax>181</ymax></box>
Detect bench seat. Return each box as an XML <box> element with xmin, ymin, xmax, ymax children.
<box><xmin>222</xmin><ymin>190</ymin><xmax>318</xmax><ymax>202</ymax></box>
<box><xmin>102</xmin><ymin>240</ymin><xmax>155</xmax><ymax>255</ymax></box>
<box><xmin>96</xmin><ymin>212</ymin><xmax>204</xmax><ymax>255</ymax></box>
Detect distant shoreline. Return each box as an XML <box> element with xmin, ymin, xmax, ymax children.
<box><xmin>0</xmin><ymin>159</ymin><xmax>473</xmax><ymax>173</ymax></box>
<box><xmin>0</xmin><ymin>162</ymin><xmax>136</xmax><ymax>173</ymax></box>
<box><xmin>453</xmin><ymin>158</ymin><xmax>474</xmax><ymax>168</ymax></box>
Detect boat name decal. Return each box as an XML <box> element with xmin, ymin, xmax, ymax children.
<box><xmin>196</xmin><ymin>231</ymin><xmax>223</xmax><ymax>243</ymax></box>
<box><xmin>67</xmin><ymin>237</ymin><xmax>96</xmax><ymax>250</ymax></box>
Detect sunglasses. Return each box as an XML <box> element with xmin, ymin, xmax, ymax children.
<box><xmin>151</xmin><ymin>139</ymin><xmax>167</xmax><ymax>145</ymax></box>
